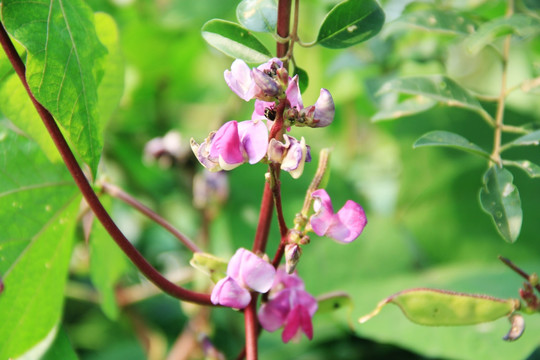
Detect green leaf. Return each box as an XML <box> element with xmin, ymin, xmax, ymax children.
<box><xmin>2</xmin><ymin>0</ymin><xmax>108</xmax><ymax>176</ymax></box>
<box><xmin>372</xmin><ymin>96</ymin><xmax>436</xmax><ymax>122</ymax></box>
<box><xmin>503</xmin><ymin>160</ymin><xmax>540</xmax><ymax>178</ymax></box>
<box><xmin>0</xmin><ymin>73</ymin><xmax>61</xmax><ymax>163</ymax></box>
<box><xmin>383</xmin><ymin>10</ymin><xmax>476</xmax><ymax>36</ymax></box>
<box><xmin>42</xmin><ymin>327</ymin><xmax>78</xmax><ymax>360</ymax></box>
<box><xmin>377</xmin><ymin>75</ymin><xmax>489</xmax><ymax>119</ymax></box>
<box><xmin>360</xmin><ymin>288</ymin><xmax>519</xmax><ymax>326</ymax></box>
<box><xmin>506</xmin><ymin>129</ymin><xmax>540</xmax><ymax>148</ymax></box>
<box><xmin>293</xmin><ymin>65</ymin><xmax>309</xmax><ymax>93</ymax></box>
<box><xmin>479</xmin><ymin>166</ymin><xmax>522</xmax><ymax>243</ymax></box>
<box><xmin>0</xmin><ymin>129</ymin><xmax>79</xmax><ymax>359</ymax></box>
<box><xmin>89</xmin><ymin>196</ymin><xmax>129</xmax><ymax>320</ymax></box>
<box><xmin>316</xmin><ymin>0</ymin><xmax>385</xmax><ymax>49</ymax></box>
<box><xmin>236</xmin><ymin>0</ymin><xmax>277</xmax><ymax>33</ymax></box>
<box><xmin>413</xmin><ymin>131</ymin><xmax>491</xmax><ymax>160</ymax></box>
<box><xmin>95</xmin><ymin>12</ymin><xmax>125</xmax><ymax>129</ymax></box>
<box><xmin>465</xmin><ymin>14</ymin><xmax>540</xmax><ymax>54</ymax></box>
<box><xmin>201</xmin><ymin>19</ymin><xmax>272</xmax><ymax>63</ymax></box>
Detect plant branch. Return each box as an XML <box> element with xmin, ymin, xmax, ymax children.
<box><xmin>100</xmin><ymin>181</ymin><xmax>201</xmax><ymax>253</ymax></box>
<box><xmin>499</xmin><ymin>256</ymin><xmax>540</xmax><ymax>293</ymax></box>
<box><xmin>244</xmin><ymin>295</ymin><xmax>259</xmax><ymax>360</ymax></box>
<box><xmin>490</xmin><ymin>1</ymin><xmax>513</xmax><ymax>166</ymax></box>
<box><xmin>0</xmin><ymin>22</ymin><xmax>213</xmax><ymax>306</ymax></box>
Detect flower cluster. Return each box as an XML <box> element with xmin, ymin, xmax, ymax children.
<box><xmin>211</xmin><ymin>249</ymin><xmax>318</xmax><ymax>343</ymax></box>
<box><xmin>190</xmin><ymin>58</ymin><xmax>335</xmax><ymax>178</ymax></box>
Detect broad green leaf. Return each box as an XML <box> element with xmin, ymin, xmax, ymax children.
<box><xmin>201</xmin><ymin>19</ymin><xmax>272</xmax><ymax>63</ymax></box>
<box><xmin>90</xmin><ymin>196</ymin><xmax>129</xmax><ymax>320</ymax></box>
<box><xmin>372</xmin><ymin>96</ymin><xmax>436</xmax><ymax>122</ymax></box>
<box><xmin>2</xmin><ymin>0</ymin><xmax>108</xmax><ymax>175</ymax></box>
<box><xmin>293</xmin><ymin>66</ymin><xmax>309</xmax><ymax>93</ymax></box>
<box><xmin>95</xmin><ymin>12</ymin><xmax>125</xmax><ymax>129</ymax></box>
<box><xmin>0</xmin><ymin>130</ymin><xmax>79</xmax><ymax>358</ymax></box>
<box><xmin>505</xmin><ymin>129</ymin><xmax>540</xmax><ymax>148</ymax></box>
<box><xmin>377</xmin><ymin>75</ymin><xmax>489</xmax><ymax>119</ymax></box>
<box><xmin>384</xmin><ymin>10</ymin><xmax>476</xmax><ymax>36</ymax></box>
<box><xmin>0</xmin><ymin>73</ymin><xmax>61</xmax><ymax>163</ymax></box>
<box><xmin>42</xmin><ymin>327</ymin><xmax>78</xmax><ymax>360</ymax></box>
<box><xmin>360</xmin><ymin>288</ymin><xmax>519</xmax><ymax>326</ymax></box>
<box><xmin>480</xmin><ymin>166</ymin><xmax>522</xmax><ymax>243</ymax></box>
<box><xmin>413</xmin><ymin>131</ymin><xmax>491</xmax><ymax>160</ymax></box>
<box><xmin>465</xmin><ymin>14</ymin><xmax>540</xmax><ymax>54</ymax></box>
<box><xmin>236</xmin><ymin>0</ymin><xmax>277</xmax><ymax>33</ymax></box>
<box><xmin>503</xmin><ymin>160</ymin><xmax>540</xmax><ymax>178</ymax></box>
<box><xmin>316</xmin><ymin>0</ymin><xmax>385</xmax><ymax>49</ymax></box>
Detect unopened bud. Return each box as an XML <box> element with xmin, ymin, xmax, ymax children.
<box><xmin>285</xmin><ymin>243</ymin><xmax>302</xmax><ymax>274</ymax></box>
<box><xmin>276</xmin><ymin>67</ymin><xmax>289</xmax><ymax>88</ymax></box>
<box><xmin>529</xmin><ymin>273</ymin><xmax>538</xmax><ymax>286</ymax></box>
<box><xmin>252</xmin><ymin>68</ymin><xmax>280</xmax><ymax>98</ymax></box>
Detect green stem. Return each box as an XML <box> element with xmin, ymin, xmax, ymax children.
<box><xmin>490</xmin><ymin>0</ymin><xmax>514</xmax><ymax>166</ymax></box>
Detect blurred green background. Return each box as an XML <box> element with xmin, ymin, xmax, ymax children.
<box><xmin>40</xmin><ymin>0</ymin><xmax>540</xmax><ymax>358</ymax></box>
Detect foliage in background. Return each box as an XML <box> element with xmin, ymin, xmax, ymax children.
<box><xmin>1</xmin><ymin>0</ymin><xmax>540</xmax><ymax>359</ymax></box>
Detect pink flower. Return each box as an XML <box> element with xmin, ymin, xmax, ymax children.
<box><xmin>258</xmin><ymin>268</ymin><xmax>317</xmax><ymax>343</ymax></box>
<box><xmin>224</xmin><ymin>58</ymin><xmax>284</xmax><ymax>102</ymax></box>
<box><xmin>190</xmin><ymin>120</ymin><xmax>268</xmax><ymax>171</ymax></box>
<box><xmin>224</xmin><ymin>59</ymin><xmax>256</xmax><ymax>101</ymax></box>
<box><xmin>302</xmin><ymin>89</ymin><xmax>335</xmax><ymax>127</ymax></box>
<box><xmin>310</xmin><ymin>189</ymin><xmax>367</xmax><ymax>243</ymax></box>
<box><xmin>211</xmin><ymin>248</ymin><xmax>276</xmax><ymax>309</ymax></box>
<box><xmin>268</xmin><ymin>135</ymin><xmax>311</xmax><ymax>179</ymax></box>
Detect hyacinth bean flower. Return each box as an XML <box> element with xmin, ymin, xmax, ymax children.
<box><xmin>258</xmin><ymin>268</ymin><xmax>318</xmax><ymax>343</ymax></box>
<box><xmin>267</xmin><ymin>135</ymin><xmax>311</xmax><ymax>179</ymax></box>
<box><xmin>211</xmin><ymin>248</ymin><xmax>276</xmax><ymax>309</ymax></box>
<box><xmin>190</xmin><ymin>120</ymin><xmax>268</xmax><ymax>172</ymax></box>
<box><xmin>301</xmin><ymin>88</ymin><xmax>335</xmax><ymax>128</ymax></box>
<box><xmin>310</xmin><ymin>189</ymin><xmax>367</xmax><ymax>243</ymax></box>
<box><xmin>224</xmin><ymin>58</ymin><xmax>284</xmax><ymax>101</ymax></box>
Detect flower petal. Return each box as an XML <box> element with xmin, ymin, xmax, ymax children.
<box><xmin>239</xmin><ymin>251</ymin><xmax>276</xmax><ymax>293</ymax></box>
<box><xmin>281</xmin><ymin>305</ymin><xmax>302</xmax><ymax>343</ymax></box>
<box><xmin>327</xmin><ymin>200</ymin><xmax>367</xmax><ymax>243</ymax></box>
<box><xmin>312</xmin><ymin>88</ymin><xmax>335</xmax><ymax>127</ymax></box>
<box><xmin>224</xmin><ymin>59</ymin><xmax>255</xmax><ymax>101</ymax></box>
<box><xmin>285</xmin><ymin>75</ymin><xmax>303</xmax><ymax>109</ymax></box>
<box><xmin>238</xmin><ymin>120</ymin><xmax>269</xmax><ymax>164</ymax></box>
<box><xmin>310</xmin><ymin>189</ymin><xmax>334</xmax><ymax>236</ymax></box>
<box><xmin>258</xmin><ymin>290</ymin><xmax>291</xmax><ymax>332</ymax></box>
<box><xmin>211</xmin><ymin>276</ymin><xmax>251</xmax><ymax>309</ymax></box>
<box><xmin>210</xmin><ymin>121</ymin><xmax>244</xmax><ymax>167</ymax></box>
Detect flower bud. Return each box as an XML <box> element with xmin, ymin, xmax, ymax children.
<box><xmin>285</xmin><ymin>243</ymin><xmax>302</xmax><ymax>274</ymax></box>
<box><xmin>268</xmin><ymin>135</ymin><xmax>311</xmax><ymax>179</ymax></box>
<box><xmin>252</xmin><ymin>68</ymin><xmax>281</xmax><ymax>98</ymax></box>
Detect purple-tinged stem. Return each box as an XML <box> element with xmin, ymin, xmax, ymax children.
<box><xmin>0</xmin><ymin>22</ymin><xmax>212</xmax><ymax>306</ymax></box>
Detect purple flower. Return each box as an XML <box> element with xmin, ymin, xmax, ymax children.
<box><xmin>258</xmin><ymin>268</ymin><xmax>317</xmax><ymax>343</ymax></box>
<box><xmin>268</xmin><ymin>135</ymin><xmax>311</xmax><ymax>179</ymax></box>
<box><xmin>190</xmin><ymin>120</ymin><xmax>268</xmax><ymax>171</ymax></box>
<box><xmin>310</xmin><ymin>189</ymin><xmax>367</xmax><ymax>243</ymax></box>
<box><xmin>211</xmin><ymin>248</ymin><xmax>276</xmax><ymax>309</ymax></box>
<box><xmin>224</xmin><ymin>59</ymin><xmax>256</xmax><ymax>101</ymax></box>
<box><xmin>224</xmin><ymin>58</ymin><xmax>284</xmax><ymax>102</ymax></box>
<box><xmin>298</xmin><ymin>89</ymin><xmax>335</xmax><ymax>128</ymax></box>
